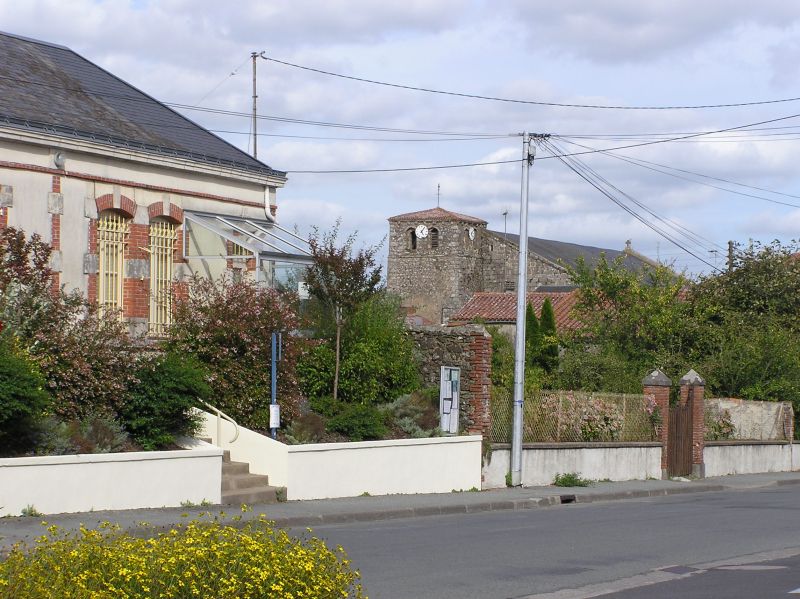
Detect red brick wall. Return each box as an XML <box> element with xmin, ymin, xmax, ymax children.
<box><xmin>680</xmin><ymin>383</ymin><xmax>706</xmax><ymax>467</ymax></box>
<box><xmin>467</xmin><ymin>332</ymin><xmax>492</xmax><ymax>435</ymax></box>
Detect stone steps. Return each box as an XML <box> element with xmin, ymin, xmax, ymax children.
<box><xmin>220</xmin><ymin>450</ymin><xmax>280</xmax><ymax>505</ymax></box>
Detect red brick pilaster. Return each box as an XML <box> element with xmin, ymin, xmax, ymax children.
<box><xmin>680</xmin><ymin>369</ymin><xmax>706</xmax><ymax>478</ymax></box>
<box><xmin>466</xmin><ymin>331</ymin><xmax>492</xmax><ymax>436</ymax></box>
<box><xmin>50</xmin><ymin>176</ymin><xmax>62</xmax><ymax>295</ymax></box>
<box><xmin>643</xmin><ymin>369</ymin><xmax>672</xmax><ymax>479</ymax></box>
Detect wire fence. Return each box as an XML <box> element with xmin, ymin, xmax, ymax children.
<box><xmin>490</xmin><ymin>389</ymin><xmax>659</xmax><ymax>444</ymax></box>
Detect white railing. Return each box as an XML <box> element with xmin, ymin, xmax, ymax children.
<box><xmin>199</xmin><ymin>400</ymin><xmax>240</xmax><ymax>445</ymax></box>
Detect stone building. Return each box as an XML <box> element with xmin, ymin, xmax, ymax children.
<box><xmin>387</xmin><ymin>206</ymin><xmax>655</xmax><ymax>324</ymax></box>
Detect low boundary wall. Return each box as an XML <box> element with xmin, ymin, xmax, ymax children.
<box><xmin>483</xmin><ymin>443</ymin><xmax>662</xmax><ymax>488</ymax></box>
<box><xmin>200</xmin><ymin>412</ymin><xmax>482</xmax><ymax>500</ymax></box>
<box><xmin>704</xmin><ymin>441</ymin><xmax>800</xmax><ymax>477</ymax></box>
<box><xmin>0</xmin><ymin>440</ymin><xmax>222</xmax><ymax>516</ymax></box>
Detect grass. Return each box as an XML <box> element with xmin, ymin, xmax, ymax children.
<box><xmin>553</xmin><ymin>472</ymin><xmax>593</xmax><ymax>487</ymax></box>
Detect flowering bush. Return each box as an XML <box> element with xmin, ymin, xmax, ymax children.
<box><xmin>705</xmin><ymin>407</ymin><xmax>736</xmax><ymax>440</ymax></box>
<box><xmin>579</xmin><ymin>397</ymin><xmax>624</xmax><ymax>441</ymax></box>
<box><xmin>0</xmin><ymin>516</ymin><xmax>364</xmax><ymax>598</ymax></box>
<box><xmin>167</xmin><ymin>275</ymin><xmax>303</xmax><ymax>431</ymax></box>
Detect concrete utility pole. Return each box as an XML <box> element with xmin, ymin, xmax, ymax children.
<box><xmin>251</xmin><ymin>51</ymin><xmax>259</xmax><ymax>159</ymax></box>
<box><xmin>510</xmin><ymin>133</ymin><xmax>533</xmax><ymax>487</ymax></box>
<box><xmin>509</xmin><ymin>132</ymin><xmax>548</xmax><ymax>486</ymax></box>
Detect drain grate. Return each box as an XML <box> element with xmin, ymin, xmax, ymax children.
<box><xmin>560</xmin><ymin>495</ymin><xmax>576</xmax><ymax>504</ymax></box>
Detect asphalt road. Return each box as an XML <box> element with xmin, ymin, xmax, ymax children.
<box><xmin>300</xmin><ymin>485</ymin><xmax>800</xmax><ymax>599</ymax></box>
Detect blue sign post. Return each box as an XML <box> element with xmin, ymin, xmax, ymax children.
<box><xmin>270</xmin><ymin>332</ymin><xmax>282</xmax><ymax>439</ymax></box>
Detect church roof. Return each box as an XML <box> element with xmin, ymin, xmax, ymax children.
<box><xmin>449</xmin><ymin>290</ymin><xmax>581</xmax><ymax>329</ymax></box>
<box><xmin>0</xmin><ymin>31</ymin><xmax>284</xmax><ymax>179</ymax></box>
<box><xmin>389</xmin><ymin>207</ymin><xmax>486</xmax><ymax>224</ymax></box>
<box><xmin>489</xmin><ymin>231</ymin><xmax>654</xmax><ymax>272</ymax></box>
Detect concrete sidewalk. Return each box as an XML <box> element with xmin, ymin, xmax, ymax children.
<box><xmin>2</xmin><ymin>471</ymin><xmax>799</xmax><ymax>549</ymax></box>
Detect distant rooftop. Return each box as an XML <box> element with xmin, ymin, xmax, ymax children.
<box><xmin>449</xmin><ymin>290</ymin><xmax>581</xmax><ymax>329</ymax></box>
<box><xmin>0</xmin><ymin>31</ymin><xmax>284</xmax><ymax>178</ymax></box>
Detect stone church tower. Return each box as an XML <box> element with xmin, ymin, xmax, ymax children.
<box><xmin>387</xmin><ymin>207</ymin><xmax>486</xmax><ymax>324</ymax></box>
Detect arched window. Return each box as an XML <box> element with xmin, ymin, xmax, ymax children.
<box><xmin>96</xmin><ymin>210</ymin><xmax>129</xmax><ymax>317</ymax></box>
<box><xmin>149</xmin><ymin>218</ymin><xmax>177</xmax><ymax>335</ymax></box>
<box><xmin>407</xmin><ymin>228</ymin><xmax>417</xmax><ymax>250</ymax></box>
<box><xmin>430</xmin><ymin>227</ymin><xmax>439</xmax><ymax>248</ymax></box>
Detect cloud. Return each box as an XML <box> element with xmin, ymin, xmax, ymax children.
<box><xmin>505</xmin><ymin>1</ymin><xmax>800</xmax><ymax>63</ymax></box>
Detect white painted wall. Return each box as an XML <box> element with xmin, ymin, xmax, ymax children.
<box><xmin>286</xmin><ymin>436</ymin><xmax>482</xmax><ymax>500</ymax></box>
<box><xmin>483</xmin><ymin>444</ymin><xmax>662</xmax><ymax>488</ymax></box>
<box><xmin>0</xmin><ymin>444</ymin><xmax>222</xmax><ymax>517</ymax></box>
<box><xmin>198</xmin><ymin>411</ymin><xmax>482</xmax><ymax>500</ymax></box>
<box><xmin>704</xmin><ymin>443</ymin><xmax>799</xmax><ymax>477</ymax></box>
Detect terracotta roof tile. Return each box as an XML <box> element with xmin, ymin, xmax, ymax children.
<box><xmin>449</xmin><ymin>290</ymin><xmax>582</xmax><ymax>330</ymax></box>
<box><xmin>388</xmin><ymin>207</ymin><xmax>486</xmax><ymax>224</ymax></box>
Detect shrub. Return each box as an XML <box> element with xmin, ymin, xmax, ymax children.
<box><xmin>283</xmin><ymin>412</ymin><xmax>327</xmax><ymax>444</ymax></box>
<box><xmin>0</xmin><ymin>227</ymin><xmax>134</xmax><ymax>420</ymax></box>
<box><xmin>299</xmin><ymin>294</ymin><xmax>419</xmax><ymax>405</ymax></box>
<box><xmin>0</xmin><ymin>338</ymin><xmax>49</xmax><ymax>455</ymax></box>
<box><xmin>380</xmin><ymin>392</ymin><xmax>440</xmax><ymax>437</ymax></box>
<box><xmin>327</xmin><ymin>403</ymin><xmax>387</xmax><ymax>441</ymax></box>
<box><xmin>0</xmin><ymin>517</ymin><xmax>364</xmax><ymax>598</ymax></box>
<box><xmin>35</xmin><ymin>413</ymin><xmax>131</xmax><ymax>455</ymax></box>
<box><xmin>167</xmin><ymin>275</ymin><xmax>303</xmax><ymax>431</ymax></box>
<box><xmin>553</xmin><ymin>472</ymin><xmax>593</xmax><ymax>487</ymax></box>
<box><xmin>118</xmin><ymin>352</ymin><xmax>209</xmax><ymax>450</ymax></box>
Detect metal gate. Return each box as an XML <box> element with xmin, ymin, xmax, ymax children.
<box><xmin>668</xmin><ymin>400</ymin><xmax>692</xmax><ymax>477</ymax></box>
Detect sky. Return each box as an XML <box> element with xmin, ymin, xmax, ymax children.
<box><xmin>4</xmin><ymin>0</ymin><xmax>800</xmax><ymax>275</ymax></box>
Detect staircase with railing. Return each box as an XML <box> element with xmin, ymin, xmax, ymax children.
<box><xmin>198</xmin><ymin>401</ymin><xmax>280</xmax><ymax>505</ymax></box>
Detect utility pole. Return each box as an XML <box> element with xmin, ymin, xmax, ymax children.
<box><xmin>437</xmin><ymin>183</ymin><xmax>440</xmax><ymax>207</ymax></box>
<box><xmin>727</xmin><ymin>240</ymin><xmax>735</xmax><ymax>272</ymax></box>
<box><xmin>251</xmin><ymin>51</ymin><xmax>259</xmax><ymax>159</ymax></box>
<box><xmin>510</xmin><ymin>132</ymin><xmax>538</xmax><ymax>487</ymax></box>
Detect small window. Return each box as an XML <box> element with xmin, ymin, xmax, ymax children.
<box><xmin>407</xmin><ymin>228</ymin><xmax>417</xmax><ymax>250</ymax></box>
<box><xmin>430</xmin><ymin>227</ymin><xmax>439</xmax><ymax>248</ymax></box>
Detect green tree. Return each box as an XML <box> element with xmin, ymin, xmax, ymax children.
<box><xmin>525</xmin><ymin>302</ymin><xmax>541</xmax><ymax>369</ymax></box>
<box><xmin>305</xmin><ymin>222</ymin><xmax>382</xmax><ymax>401</ymax></box>
<box><xmin>0</xmin><ymin>338</ymin><xmax>50</xmax><ymax>455</ymax></box>
<box><xmin>538</xmin><ymin>298</ymin><xmax>558</xmax><ymax>373</ymax></box>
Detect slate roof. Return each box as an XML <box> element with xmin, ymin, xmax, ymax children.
<box><xmin>490</xmin><ymin>231</ymin><xmax>651</xmax><ymax>271</ymax></box>
<box><xmin>389</xmin><ymin>207</ymin><xmax>486</xmax><ymax>224</ymax></box>
<box><xmin>450</xmin><ymin>290</ymin><xmax>581</xmax><ymax>330</ymax></box>
<box><xmin>0</xmin><ymin>31</ymin><xmax>283</xmax><ymax>178</ymax></box>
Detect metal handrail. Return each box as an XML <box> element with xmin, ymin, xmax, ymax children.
<box><xmin>199</xmin><ymin>400</ymin><xmax>240</xmax><ymax>445</ymax></box>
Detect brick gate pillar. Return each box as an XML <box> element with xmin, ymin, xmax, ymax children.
<box><xmin>643</xmin><ymin>369</ymin><xmax>672</xmax><ymax>480</ymax></box>
<box><xmin>680</xmin><ymin>369</ymin><xmax>706</xmax><ymax>479</ymax></box>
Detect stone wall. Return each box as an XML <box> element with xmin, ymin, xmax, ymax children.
<box><xmin>481</xmin><ymin>231</ymin><xmax>571</xmax><ymax>291</ymax></box>
<box><xmin>407</xmin><ymin>325</ymin><xmax>492</xmax><ymax>436</ymax></box>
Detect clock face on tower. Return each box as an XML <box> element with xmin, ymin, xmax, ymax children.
<box><xmin>415</xmin><ymin>224</ymin><xmax>429</xmax><ymax>238</ymax></box>
<box><xmin>468</xmin><ymin>227</ymin><xmax>476</xmax><ymax>240</ymax></box>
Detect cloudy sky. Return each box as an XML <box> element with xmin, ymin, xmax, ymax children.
<box><xmin>5</xmin><ymin>0</ymin><xmax>800</xmax><ymax>274</ymax></box>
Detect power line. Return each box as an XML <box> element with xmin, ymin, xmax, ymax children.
<box><xmin>261</xmin><ymin>54</ymin><xmax>800</xmax><ymax>111</ymax></box>
<box><xmin>288</xmin><ymin>158</ymin><xmax>522</xmax><ymax>174</ymax></box>
<box><xmin>196</xmin><ymin>56</ymin><xmax>251</xmax><ymax>104</ymax></box>
<box><xmin>546</xmin><ymin>138</ymin><xmax>725</xmax><ymax>253</ymax></box>
<box><xmin>541</xmin><ymin>139</ymin><xmax>720</xmax><ymax>271</ymax></box>
<box><xmin>556</xmin><ymin>138</ymin><xmax>800</xmax><ymax>209</ymax></box>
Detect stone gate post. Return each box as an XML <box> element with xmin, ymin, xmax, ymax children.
<box><xmin>643</xmin><ymin>369</ymin><xmax>671</xmax><ymax>480</ymax></box>
<box><xmin>680</xmin><ymin>369</ymin><xmax>706</xmax><ymax>479</ymax></box>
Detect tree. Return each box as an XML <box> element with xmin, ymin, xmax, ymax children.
<box><xmin>305</xmin><ymin>222</ymin><xmax>382</xmax><ymax>401</ymax></box>
<box><xmin>166</xmin><ymin>275</ymin><xmax>303</xmax><ymax>430</ymax></box>
<box><xmin>525</xmin><ymin>302</ymin><xmax>541</xmax><ymax>369</ymax></box>
<box><xmin>538</xmin><ymin>298</ymin><xmax>558</xmax><ymax>373</ymax></box>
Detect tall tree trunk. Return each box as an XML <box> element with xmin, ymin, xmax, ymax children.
<box><xmin>333</xmin><ymin>318</ymin><xmax>342</xmax><ymax>401</ymax></box>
